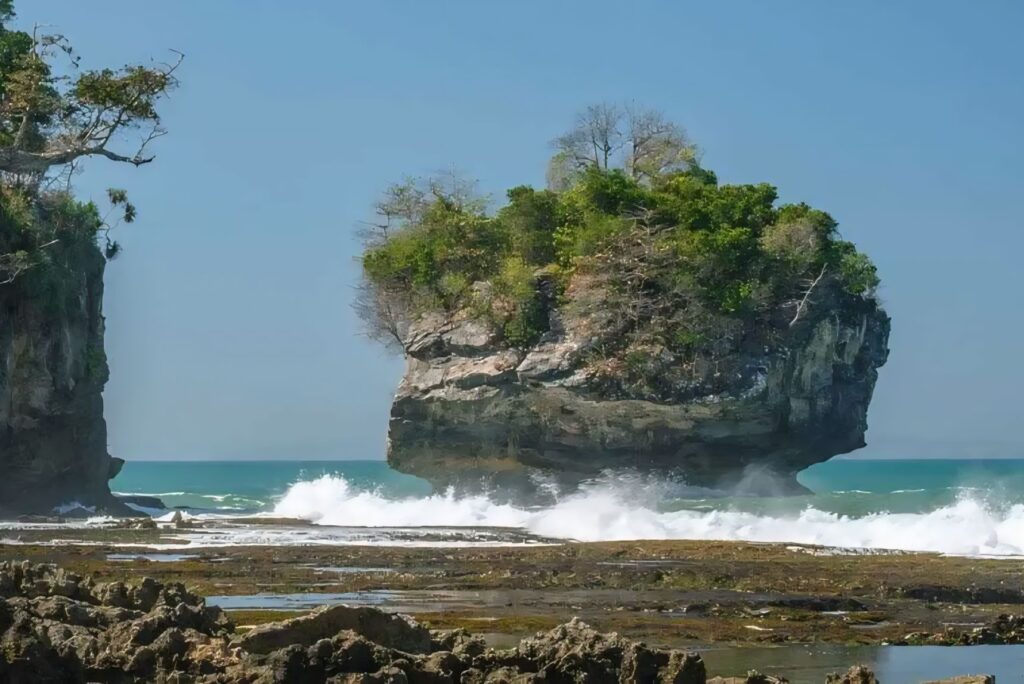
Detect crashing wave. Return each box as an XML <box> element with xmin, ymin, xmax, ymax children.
<box><xmin>271</xmin><ymin>474</ymin><xmax>1024</xmax><ymax>557</ymax></box>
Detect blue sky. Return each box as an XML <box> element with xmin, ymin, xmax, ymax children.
<box><xmin>24</xmin><ymin>1</ymin><xmax>1024</xmax><ymax>460</ymax></box>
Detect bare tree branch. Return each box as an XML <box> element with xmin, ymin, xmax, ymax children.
<box><xmin>353</xmin><ymin>278</ymin><xmax>411</xmax><ymax>353</ymax></box>
<box><xmin>0</xmin><ymin>239</ymin><xmax>59</xmax><ymax>285</ymax></box>
<box><xmin>789</xmin><ymin>264</ymin><xmax>828</xmax><ymax>327</ymax></box>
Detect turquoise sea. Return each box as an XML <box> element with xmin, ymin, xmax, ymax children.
<box><xmin>107</xmin><ymin>458</ymin><xmax>1024</xmax><ymax>556</ymax></box>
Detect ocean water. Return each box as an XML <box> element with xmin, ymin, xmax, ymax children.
<box><xmin>103</xmin><ymin>458</ymin><xmax>1024</xmax><ymax>556</ymax></box>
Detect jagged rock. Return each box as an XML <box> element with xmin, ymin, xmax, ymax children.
<box><xmin>235</xmin><ymin>604</ymin><xmax>433</xmax><ymax>655</ymax></box>
<box><xmin>387</xmin><ymin>277</ymin><xmax>889</xmax><ymax>498</ymax></box>
<box><xmin>508</xmin><ymin>617</ymin><xmax>705</xmax><ymax>684</ymax></box>
<box><xmin>2</xmin><ymin>562</ymin><xmax>710</xmax><ymax>682</ymax></box>
<box><xmin>430</xmin><ymin>628</ymin><xmax>487</xmax><ymax>660</ymax></box>
<box><xmin>0</xmin><ymin>244</ymin><xmax>130</xmax><ymax>517</ymax></box>
<box><xmin>708</xmin><ymin>673</ymin><xmax>788</xmax><ymax>684</ymax></box>
<box><xmin>902</xmin><ymin>613</ymin><xmax>1024</xmax><ymax>646</ymax></box>
<box><xmin>825</xmin><ymin>665</ymin><xmax>877</xmax><ymax>684</ymax></box>
<box><xmin>5</xmin><ymin>562</ymin><xmax>929</xmax><ymax>684</ymax></box>
<box><xmin>461</xmin><ymin>666</ymin><xmax>533</xmax><ymax>683</ymax></box>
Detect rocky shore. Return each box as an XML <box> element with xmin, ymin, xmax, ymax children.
<box><xmin>0</xmin><ymin>562</ymin><xmax>993</xmax><ymax>684</ymax></box>
<box><xmin>5</xmin><ymin>530</ymin><xmax>1024</xmax><ymax>650</ymax></box>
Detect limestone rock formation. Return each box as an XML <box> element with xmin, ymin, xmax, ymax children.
<box><xmin>387</xmin><ymin>275</ymin><xmax>889</xmax><ymax>497</ymax></box>
<box><xmin>0</xmin><ymin>245</ymin><xmax>125</xmax><ymax>516</ymax></box>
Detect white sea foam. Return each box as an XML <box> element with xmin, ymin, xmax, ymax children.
<box><xmin>270</xmin><ymin>474</ymin><xmax>1024</xmax><ymax>557</ymax></box>
<box><xmin>112</xmin><ymin>491</ymin><xmax>186</xmax><ymax>497</ymax></box>
<box><xmin>124</xmin><ymin>503</ymin><xmax>167</xmax><ymax>517</ymax></box>
<box><xmin>52</xmin><ymin>501</ymin><xmax>96</xmax><ymax>515</ymax></box>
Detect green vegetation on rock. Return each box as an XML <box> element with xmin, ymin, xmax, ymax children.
<box><xmin>358</xmin><ymin>104</ymin><xmax>880</xmax><ymax>359</ymax></box>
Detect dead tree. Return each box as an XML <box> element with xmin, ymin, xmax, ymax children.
<box><xmin>789</xmin><ymin>264</ymin><xmax>828</xmax><ymax>327</ymax></box>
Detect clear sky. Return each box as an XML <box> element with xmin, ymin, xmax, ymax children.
<box><xmin>23</xmin><ymin>1</ymin><xmax>1024</xmax><ymax>460</ymax></box>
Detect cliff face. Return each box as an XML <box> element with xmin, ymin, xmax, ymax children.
<box><xmin>387</xmin><ymin>278</ymin><xmax>890</xmax><ymax>497</ymax></box>
<box><xmin>0</xmin><ymin>244</ymin><xmax>123</xmax><ymax>515</ymax></box>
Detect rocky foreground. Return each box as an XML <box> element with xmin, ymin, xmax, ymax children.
<box><xmin>0</xmin><ymin>562</ymin><xmax>994</xmax><ymax>684</ymax></box>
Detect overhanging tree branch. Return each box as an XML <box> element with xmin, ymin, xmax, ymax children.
<box><xmin>0</xmin><ymin>43</ymin><xmax>182</xmax><ymax>178</ymax></box>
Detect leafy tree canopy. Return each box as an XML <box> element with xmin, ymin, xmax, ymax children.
<box><xmin>359</xmin><ymin>106</ymin><xmax>880</xmax><ymax>357</ymax></box>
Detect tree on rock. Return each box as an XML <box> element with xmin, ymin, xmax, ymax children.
<box><xmin>0</xmin><ymin>0</ymin><xmax>179</xmax><ymax>284</ymax></box>
<box><xmin>0</xmin><ymin>3</ymin><xmax>180</xmax><ymax>185</ymax></box>
<box><xmin>548</xmin><ymin>103</ymin><xmax>698</xmax><ymax>188</ymax></box>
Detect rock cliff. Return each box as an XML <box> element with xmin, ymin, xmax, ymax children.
<box><xmin>0</xmin><ymin>243</ymin><xmax>123</xmax><ymax>516</ymax></box>
<box><xmin>387</xmin><ymin>275</ymin><xmax>889</xmax><ymax>498</ymax></box>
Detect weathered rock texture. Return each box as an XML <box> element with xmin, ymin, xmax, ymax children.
<box><xmin>388</xmin><ymin>277</ymin><xmax>889</xmax><ymax>496</ymax></box>
<box><xmin>0</xmin><ymin>246</ymin><xmax>123</xmax><ymax>516</ymax></box>
<box><xmin>2</xmin><ymin>562</ymin><xmax>999</xmax><ymax>683</ymax></box>
<box><xmin>0</xmin><ymin>561</ymin><xmax>713</xmax><ymax>683</ymax></box>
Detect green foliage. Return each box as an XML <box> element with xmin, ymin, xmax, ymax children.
<box><xmin>552</xmin><ymin>169</ymin><xmax>648</xmax><ymax>263</ymax></box>
<box><xmin>831</xmin><ymin>241</ymin><xmax>880</xmax><ymax>296</ymax></box>
<box><xmin>362</xmin><ymin>188</ymin><xmax>506</xmax><ymax>313</ymax></box>
<box><xmin>0</xmin><ymin>6</ymin><xmax>178</xmax><ymax>156</ymax></box>
<box><xmin>84</xmin><ymin>343</ymin><xmax>107</xmax><ymax>379</ymax></box>
<box><xmin>701</xmin><ymin>183</ymin><xmax>778</xmax><ymax>232</ymax></box>
<box><xmin>0</xmin><ymin>182</ymin><xmax>136</xmax><ymax>306</ymax></box>
<box><xmin>358</xmin><ymin>108</ymin><xmax>880</xmax><ymax>353</ymax></box>
<box><xmin>74</xmin><ymin>66</ymin><xmax>170</xmax><ymax>121</ymax></box>
<box><xmin>0</xmin><ymin>187</ymin><xmax>106</xmax><ymax>309</ymax></box>
<box><xmin>554</xmin><ymin>212</ymin><xmax>628</xmax><ymax>264</ymax></box>
<box><xmin>0</xmin><ymin>13</ymin><xmax>34</xmax><ymax>135</ymax></box>
<box><xmin>571</xmin><ymin>168</ymin><xmax>649</xmax><ymax>216</ymax></box>
<box><xmin>496</xmin><ymin>186</ymin><xmax>560</xmax><ymax>264</ymax></box>
<box><xmin>493</xmin><ymin>256</ymin><xmax>536</xmax><ymax>302</ymax></box>
<box><xmin>491</xmin><ymin>256</ymin><xmax>546</xmax><ymax>347</ymax></box>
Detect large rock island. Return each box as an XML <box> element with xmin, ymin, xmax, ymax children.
<box><xmin>361</xmin><ymin>104</ymin><xmax>890</xmax><ymax>497</ymax></box>
<box><xmin>389</xmin><ymin>279</ymin><xmax>889</xmax><ymax>496</ymax></box>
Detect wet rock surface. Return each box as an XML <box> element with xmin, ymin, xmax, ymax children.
<box><xmin>0</xmin><ymin>562</ymin><xmax>710</xmax><ymax>683</ymax></box>
<box><xmin>0</xmin><ymin>562</ymin><xmax>999</xmax><ymax>683</ymax></box>
<box><xmin>902</xmin><ymin>613</ymin><xmax>1024</xmax><ymax>645</ymax></box>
